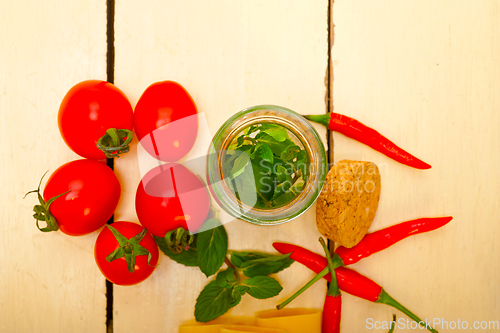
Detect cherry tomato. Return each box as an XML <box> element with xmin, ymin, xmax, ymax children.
<box><xmin>94</xmin><ymin>221</ymin><xmax>159</xmax><ymax>286</ymax></box>
<box><xmin>58</xmin><ymin>80</ymin><xmax>134</xmax><ymax>159</ymax></box>
<box><xmin>133</xmin><ymin>81</ymin><xmax>198</xmax><ymax>162</ymax></box>
<box><xmin>43</xmin><ymin>159</ymin><xmax>120</xmax><ymax>236</ymax></box>
<box><xmin>135</xmin><ymin>163</ymin><xmax>210</xmax><ymax>237</ymax></box>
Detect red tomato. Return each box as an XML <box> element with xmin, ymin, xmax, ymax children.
<box><xmin>135</xmin><ymin>163</ymin><xmax>210</xmax><ymax>237</ymax></box>
<box><xmin>58</xmin><ymin>80</ymin><xmax>134</xmax><ymax>159</ymax></box>
<box><xmin>133</xmin><ymin>81</ymin><xmax>198</xmax><ymax>162</ymax></box>
<box><xmin>94</xmin><ymin>221</ymin><xmax>159</xmax><ymax>286</ymax></box>
<box><xmin>43</xmin><ymin>159</ymin><xmax>120</xmax><ymax>236</ymax></box>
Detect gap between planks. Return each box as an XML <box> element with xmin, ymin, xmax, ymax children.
<box><xmin>102</xmin><ymin>1</ymin><xmax>334</xmax><ymax>332</ymax></box>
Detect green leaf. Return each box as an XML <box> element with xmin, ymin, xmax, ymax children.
<box><xmin>257</xmin><ymin>144</ymin><xmax>274</xmax><ymax>164</ymax></box>
<box><xmin>196</xmin><ymin>219</ymin><xmax>228</xmax><ymax>277</ymax></box>
<box><xmin>280</xmin><ymin>145</ymin><xmax>301</xmax><ymax>162</ymax></box>
<box><xmin>275</xmin><ymin>165</ymin><xmax>292</xmax><ymax>183</ymax></box>
<box><xmin>242</xmin><ymin>276</ymin><xmax>283</xmax><ymax>299</ymax></box>
<box><xmin>230</xmin><ymin>251</ymin><xmax>270</xmax><ymax>268</ymax></box>
<box><xmin>254</xmin><ymin>133</ymin><xmax>295</xmax><ymax>157</ymax></box>
<box><xmin>229</xmin><ymin>285</ymin><xmax>245</xmax><ymax>308</ymax></box>
<box><xmin>272</xmin><ymin>180</ymin><xmax>305</xmax><ymax>207</ymax></box>
<box><xmin>215</xmin><ymin>268</ymin><xmax>237</xmax><ymax>288</ymax></box>
<box><xmin>229</xmin><ymin>152</ymin><xmax>250</xmax><ymax>180</ymax></box>
<box><xmin>194</xmin><ymin>280</ymin><xmax>233</xmax><ymax>322</ymax></box>
<box><xmin>231</xmin><ymin>251</ymin><xmax>294</xmax><ymax>277</ymax></box>
<box><xmin>272</xmin><ymin>178</ymin><xmax>294</xmax><ymax>201</ymax></box>
<box><xmin>295</xmin><ymin>150</ymin><xmax>309</xmax><ymax>180</ymax></box>
<box><xmin>261</xmin><ymin>125</ymin><xmax>288</xmax><ymax>142</ymax></box>
<box><xmin>244</xmin><ymin>124</ymin><xmax>259</xmax><ymax>136</ymax></box>
<box><xmin>154</xmin><ymin>235</ymin><xmax>199</xmax><ymax>267</ymax></box>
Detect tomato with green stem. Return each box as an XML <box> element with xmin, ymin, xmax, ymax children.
<box><xmin>135</xmin><ymin>163</ymin><xmax>210</xmax><ymax>252</ymax></box>
<box><xmin>58</xmin><ymin>80</ymin><xmax>134</xmax><ymax>159</ymax></box>
<box><xmin>25</xmin><ymin>159</ymin><xmax>120</xmax><ymax>236</ymax></box>
<box><xmin>94</xmin><ymin>222</ymin><xmax>159</xmax><ymax>286</ymax></box>
<box><xmin>133</xmin><ymin>81</ymin><xmax>198</xmax><ymax>162</ymax></box>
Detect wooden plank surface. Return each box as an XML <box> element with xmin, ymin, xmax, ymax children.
<box><xmin>1</xmin><ymin>1</ymin><xmax>499</xmax><ymax>332</ymax></box>
<box><xmin>332</xmin><ymin>0</ymin><xmax>500</xmax><ymax>332</ymax></box>
<box><xmin>112</xmin><ymin>1</ymin><xmax>329</xmax><ymax>332</ymax></box>
<box><xmin>0</xmin><ymin>1</ymin><xmax>108</xmax><ymax>332</ymax></box>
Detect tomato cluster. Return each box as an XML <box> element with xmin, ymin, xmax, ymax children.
<box><xmin>27</xmin><ymin>80</ymin><xmax>210</xmax><ymax>285</ymax></box>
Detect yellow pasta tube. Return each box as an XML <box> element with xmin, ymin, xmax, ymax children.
<box><xmin>255</xmin><ymin>308</ymin><xmax>322</xmax><ymax>333</ymax></box>
<box><xmin>179</xmin><ymin>323</ymin><xmax>228</xmax><ymax>333</ymax></box>
<box><xmin>220</xmin><ymin>325</ymin><xmax>285</xmax><ymax>333</ymax></box>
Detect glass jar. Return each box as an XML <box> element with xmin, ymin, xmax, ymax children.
<box><xmin>207</xmin><ymin>105</ymin><xmax>327</xmax><ymax>225</ymax></box>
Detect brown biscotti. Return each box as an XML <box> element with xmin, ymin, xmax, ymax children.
<box><xmin>316</xmin><ymin>160</ymin><xmax>381</xmax><ymax>248</ymax></box>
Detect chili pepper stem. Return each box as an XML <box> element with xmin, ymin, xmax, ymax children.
<box><xmin>276</xmin><ymin>266</ymin><xmax>329</xmax><ymax>310</ymax></box>
<box><xmin>319</xmin><ymin>237</ymin><xmax>340</xmax><ymax>297</ymax></box>
<box><xmin>377</xmin><ymin>289</ymin><xmax>438</xmax><ymax>333</ymax></box>
<box><xmin>303</xmin><ymin>114</ymin><xmax>330</xmax><ymax>127</ymax></box>
<box><xmin>388</xmin><ymin>314</ymin><xmax>396</xmax><ymax>333</ymax></box>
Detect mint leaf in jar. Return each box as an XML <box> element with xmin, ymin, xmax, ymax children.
<box><xmin>222</xmin><ymin>123</ymin><xmax>309</xmax><ymax>209</ymax></box>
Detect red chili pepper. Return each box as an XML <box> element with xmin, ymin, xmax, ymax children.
<box><xmin>273</xmin><ymin>243</ymin><xmax>438</xmax><ymax>333</ymax></box>
<box><xmin>304</xmin><ymin>113</ymin><xmax>431</xmax><ymax>170</ymax></box>
<box><xmin>322</xmin><ymin>294</ymin><xmax>341</xmax><ymax>333</ymax></box>
<box><xmin>319</xmin><ymin>237</ymin><xmax>341</xmax><ymax>333</ymax></box>
<box><xmin>336</xmin><ymin>216</ymin><xmax>453</xmax><ymax>265</ymax></box>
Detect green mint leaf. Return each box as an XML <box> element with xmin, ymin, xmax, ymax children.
<box><xmin>257</xmin><ymin>144</ymin><xmax>274</xmax><ymax>164</ymax></box>
<box><xmin>260</xmin><ymin>124</ymin><xmax>288</xmax><ymax>142</ymax></box>
<box><xmin>254</xmin><ymin>133</ymin><xmax>295</xmax><ymax>156</ymax></box>
<box><xmin>229</xmin><ymin>152</ymin><xmax>250</xmax><ymax>180</ymax></box>
<box><xmin>237</xmin><ymin>145</ymin><xmax>253</xmax><ymax>152</ymax></box>
<box><xmin>272</xmin><ymin>178</ymin><xmax>294</xmax><ymax>201</ymax></box>
<box><xmin>154</xmin><ymin>235</ymin><xmax>199</xmax><ymax>267</ymax></box>
<box><xmin>280</xmin><ymin>145</ymin><xmax>301</xmax><ymax>162</ymax></box>
<box><xmin>216</xmin><ymin>268</ymin><xmax>236</xmax><ymax>288</ymax></box>
<box><xmin>244</xmin><ymin>124</ymin><xmax>259</xmax><ymax>136</ymax></box>
<box><xmin>229</xmin><ymin>285</ymin><xmax>243</xmax><ymax>308</ymax></box>
<box><xmin>247</xmin><ymin>143</ymin><xmax>262</xmax><ymax>159</ymax></box>
<box><xmin>275</xmin><ymin>164</ymin><xmax>292</xmax><ymax>183</ymax></box>
<box><xmin>232</xmin><ymin>252</ymin><xmax>294</xmax><ymax>277</ymax></box>
<box><xmin>272</xmin><ymin>180</ymin><xmax>305</xmax><ymax>207</ymax></box>
<box><xmin>194</xmin><ymin>280</ymin><xmax>233</xmax><ymax>322</ymax></box>
<box><xmin>296</xmin><ymin>150</ymin><xmax>309</xmax><ymax>179</ymax></box>
<box><xmin>230</xmin><ymin>251</ymin><xmax>270</xmax><ymax>268</ymax></box>
<box><xmin>242</xmin><ymin>276</ymin><xmax>283</xmax><ymax>299</ymax></box>
<box><xmin>229</xmin><ymin>162</ymin><xmax>259</xmax><ymax>206</ymax></box>
<box><xmin>196</xmin><ymin>218</ymin><xmax>228</xmax><ymax>277</ymax></box>
<box><xmin>235</xmin><ymin>284</ymin><xmax>249</xmax><ymax>295</ymax></box>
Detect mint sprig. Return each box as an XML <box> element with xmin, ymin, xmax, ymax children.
<box><xmin>155</xmin><ymin>219</ymin><xmax>293</xmax><ymax>323</ymax></box>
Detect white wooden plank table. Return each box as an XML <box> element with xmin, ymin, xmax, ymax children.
<box><xmin>1</xmin><ymin>1</ymin><xmax>499</xmax><ymax>332</ymax></box>
<box><xmin>0</xmin><ymin>1</ymin><xmax>107</xmax><ymax>332</ymax></box>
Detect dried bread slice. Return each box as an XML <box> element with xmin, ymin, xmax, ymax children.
<box><xmin>316</xmin><ymin>160</ymin><xmax>381</xmax><ymax>248</ymax></box>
